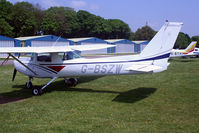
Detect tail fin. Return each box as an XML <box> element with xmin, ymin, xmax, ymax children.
<box><xmin>140</xmin><ymin>21</ymin><xmax>183</xmax><ymax>72</ymax></box>
<box><xmin>184</xmin><ymin>41</ymin><xmax>197</xmax><ymax>53</ymax></box>
<box><xmin>140</xmin><ymin>22</ymin><xmax>183</xmax><ymax>57</ymax></box>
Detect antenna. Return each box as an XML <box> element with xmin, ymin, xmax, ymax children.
<box><xmin>52</xmin><ymin>36</ymin><xmax>61</xmax><ymax>47</ymax></box>
<box><xmin>52</xmin><ymin>33</ymin><xmax>63</xmax><ymax>47</ymax></box>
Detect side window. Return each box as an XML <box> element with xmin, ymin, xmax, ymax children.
<box><xmin>62</xmin><ymin>52</ymin><xmax>73</xmax><ymax>60</ymax></box>
<box><xmin>62</xmin><ymin>52</ymin><xmax>81</xmax><ymax>60</ymax></box>
<box><xmin>37</xmin><ymin>53</ymin><xmax>51</xmax><ymax>62</ymax></box>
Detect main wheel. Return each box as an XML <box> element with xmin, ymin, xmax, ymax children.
<box><xmin>25</xmin><ymin>82</ymin><xmax>33</xmax><ymax>89</ymax></box>
<box><xmin>32</xmin><ymin>87</ymin><xmax>43</xmax><ymax>96</ymax></box>
<box><xmin>65</xmin><ymin>78</ymin><xmax>78</xmax><ymax>87</ymax></box>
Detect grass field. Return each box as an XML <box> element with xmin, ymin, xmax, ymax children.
<box><xmin>0</xmin><ymin>57</ymin><xmax>199</xmax><ymax>133</ymax></box>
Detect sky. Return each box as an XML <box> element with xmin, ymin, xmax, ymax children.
<box><xmin>8</xmin><ymin>0</ymin><xmax>199</xmax><ymax>37</ymax></box>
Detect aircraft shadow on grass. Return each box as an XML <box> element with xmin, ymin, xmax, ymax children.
<box><xmin>0</xmin><ymin>76</ymin><xmax>157</xmax><ymax>104</ymax></box>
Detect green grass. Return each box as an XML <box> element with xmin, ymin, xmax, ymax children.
<box><xmin>0</xmin><ymin>57</ymin><xmax>199</xmax><ymax>133</ymax></box>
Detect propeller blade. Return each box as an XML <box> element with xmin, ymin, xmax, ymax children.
<box><xmin>12</xmin><ymin>68</ymin><xmax>17</xmax><ymax>81</ymax></box>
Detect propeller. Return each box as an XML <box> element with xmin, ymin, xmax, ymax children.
<box><xmin>12</xmin><ymin>68</ymin><xmax>17</xmax><ymax>81</ymax></box>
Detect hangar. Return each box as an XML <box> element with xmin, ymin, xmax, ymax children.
<box><xmin>68</xmin><ymin>37</ymin><xmax>109</xmax><ymax>54</ymax></box>
<box><xmin>15</xmin><ymin>35</ymin><xmax>73</xmax><ymax>47</ymax></box>
<box><xmin>105</xmin><ymin>39</ymin><xmax>135</xmax><ymax>53</ymax></box>
<box><xmin>132</xmin><ymin>40</ymin><xmax>149</xmax><ymax>53</ymax></box>
<box><xmin>0</xmin><ymin>35</ymin><xmax>20</xmax><ymax>57</ymax></box>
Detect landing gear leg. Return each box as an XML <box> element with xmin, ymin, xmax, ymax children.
<box><xmin>25</xmin><ymin>77</ymin><xmax>33</xmax><ymax>89</ymax></box>
<box><xmin>64</xmin><ymin>78</ymin><xmax>78</xmax><ymax>87</ymax></box>
<box><xmin>32</xmin><ymin>77</ymin><xmax>58</xmax><ymax>96</ymax></box>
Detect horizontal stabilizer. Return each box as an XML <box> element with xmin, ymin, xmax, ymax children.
<box><xmin>125</xmin><ymin>64</ymin><xmax>163</xmax><ymax>72</ymax></box>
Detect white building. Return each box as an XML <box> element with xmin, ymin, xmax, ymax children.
<box><xmin>132</xmin><ymin>40</ymin><xmax>149</xmax><ymax>53</ymax></box>
<box><xmin>105</xmin><ymin>39</ymin><xmax>135</xmax><ymax>53</ymax></box>
<box><xmin>68</xmin><ymin>37</ymin><xmax>109</xmax><ymax>55</ymax></box>
<box><xmin>0</xmin><ymin>35</ymin><xmax>20</xmax><ymax>57</ymax></box>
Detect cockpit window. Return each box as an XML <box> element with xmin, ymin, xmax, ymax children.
<box><xmin>61</xmin><ymin>51</ymin><xmax>81</xmax><ymax>60</ymax></box>
<box><xmin>37</xmin><ymin>53</ymin><xmax>51</xmax><ymax>62</ymax></box>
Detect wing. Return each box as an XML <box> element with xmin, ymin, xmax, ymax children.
<box><xmin>125</xmin><ymin>64</ymin><xmax>163</xmax><ymax>72</ymax></box>
<box><xmin>0</xmin><ymin>46</ymin><xmax>72</xmax><ymax>54</ymax></box>
<box><xmin>0</xmin><ymin>44</ymin><xmax>115</xmax><ymax>54</ymax></box>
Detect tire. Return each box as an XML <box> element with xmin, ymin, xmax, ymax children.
<box><xmin>65</xmin><ymin>78</ymin><xmax>78</xmax><ymax>87</ymax></box>
<box><xmin>32</xmin><ymin>87</ymin><xmax>43</xmax><ymax>96</ymax></box>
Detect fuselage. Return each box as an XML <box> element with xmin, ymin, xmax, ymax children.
<box><xmin>14</xmin><ymin>53</ymin><xmax>155</xmax><ymax>78</ymax></box>
<box><xmin>170</xmin><ymin>49</ymin><xmax>196</xmax><ymax>57</ymax></box>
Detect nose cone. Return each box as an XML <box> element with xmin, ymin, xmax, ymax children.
<box><xmin>14</xmin><ymin>57</ymin><xmax>35</xmax><ymax>77</ymax></box>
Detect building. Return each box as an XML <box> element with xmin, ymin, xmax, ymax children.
<box><xmin>0</xmin><ymin>35</ymin><xmax>20</xmax><ymax>57</ymax></box>
<box><xmin>15</xmin><ymin>35</ymin><xmax>73</xmax><ymax>47</ymax></box>
<box><xmin>68</xmin><ymin>37</ymin><xmax>109</xmax><ymax>54</ymax></box>
<box><xmin>105</xmin><ymin>39</ymin><xmax>135</xmax><ymax>54</ymax></box>
<box><xmin>132</xmin><ymin>40</ymin><xmax>149</xmax><ymax>53</ymax></box>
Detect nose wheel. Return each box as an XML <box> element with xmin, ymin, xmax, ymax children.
<box><xmin>25</xmin><ymin>77</ymin><xmax>58</xmax><ymax>96</ymax></box>
<box><xmin>65</xmin><ymin>78</ymin><xmax>78</xmax><ymax>87</ymax></box>
<box><xmin>32</xmin><ymin>87</ymin><xmax>43</xmax><ymax>96</ymax></box>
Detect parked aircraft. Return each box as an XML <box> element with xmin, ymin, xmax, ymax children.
<box><xmin>170</xmin><ymin>41</ymin><xmax>197</xmax><ymax>57</ymax></box>
<box><xmin>0</xmin><ymin>21</ymin><xmax>183</xmax><ymax>95</ymax></box>
<box><xmin>193</xmin><ymin>47</ymin><xmax>199</xmax><ymax>56</ymax></box>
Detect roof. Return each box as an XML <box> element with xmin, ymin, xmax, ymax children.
<box><xmin>15</xmin><ymin>35</ymin><xmax>50</xmax><ymax>41</ymax></box>
<box><xmin>68</xmin><ymin>37</ymin><xmax>108</xmax><ymax>44</ymax></box>
<box><xmin>15</xmin><ymin>35</ymin><xmax>72</xmax><ymax>43</ymax></box>
<box><xmin>132</xmin><ymin>40</ymin><xmax>149</xmax><ymax>44</ymax></box>
<box><xmin>67</xmin><ymin>37</ymin><xmax>94</xmax><ymax>42</ymax></box>
<box><xmin>105</xmin><ymin>39</ymin><xmax>124</xmax><ymax>43</ymax></box>
<box><xmin>105</xmin><ymin>39</ymin><xmax>134</xmax><ymax>44</ymax></box>
<box><xmin>0</xmin><ymin>35</ymin><xmax>17</xmax><ymax>41</ymax></box>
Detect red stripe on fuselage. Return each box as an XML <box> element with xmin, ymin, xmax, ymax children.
<box><xmin>47</xmin><ymin>66</ymin><xmax>65</xmax><ymax>72</ymax></box>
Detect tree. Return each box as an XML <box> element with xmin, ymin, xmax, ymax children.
<box><xmin>33</xmin><ymin>3</ymin><xmax>45</xmax><ymax>34</ymax></box>
<box><xmin>107</xmin><ymin>19</ymin><xmax>131</xmax><ymax>39</ymax></box>
<box><xmin>64</xmin><ymin>9</ymin><xmax>80</xmax><ymax>38</ymax></box>
<box><xmin>11</xmin><ymin>2</ymin><xmax>37</xmax><ymax>37</ymax></box>
<box><xmin>191</xmin><ymin>36</ymin><xmax>199</xmax><ymax>47</ymax></box>
<box><xmin>77</xmin><ymin>10</ymin><xmax>98</xmax><ymax>37</ymax></box>
<box><xmin>134</xmin><ymin>25</ymin><xmax>156</xmax><ymax>40</ymax></box>
<box><xmin>41</xmin><ymin>7</ymin><xmax>75</xmax><ymax>37</ymax></box>
<box><xmin>76</xmin><ymin>11</ymin><xmax>131</xmax><ymax>39</ymax></box>
<box><xmin>129</xmin><ymin>32</ymin><xmax>135</xmax><ymax>41</ymax></box>
<box><xmin>174</xmin><ymin>32</ymin><xmax>191</xmax><ymax>49</ymax></box>
<box><xmin>0</xmin><ymin>0</ymin><xmax>14</xmax><ymax>37</ymax></box>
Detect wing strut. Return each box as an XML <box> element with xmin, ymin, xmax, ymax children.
<box><xmin>9</xmin><ymin>54</ymin><xmax>37</xmax><ymax>75</ymax></box>
<box><xmin>1</xmin><ymin>54</ymin><xmax>10</xmax><ymax>65</ymax></box>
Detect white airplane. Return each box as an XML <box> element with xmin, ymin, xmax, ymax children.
<box><xmin>0</xmin><ymin>21</ymin><xmax>183</xmax><ymax>96</ymax></box>
<box><xmin>170</xmin><ymin>41</ymin><xmax>197</xmax><ymax>57</ymax></box>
